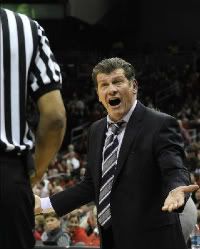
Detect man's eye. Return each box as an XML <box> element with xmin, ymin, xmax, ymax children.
<box><xmin>100</xmin><ymin>84</ymin><xmax>108</xmax><ymax>88</ymax></box>
<box><xmin>113</xmin><ymin>80</ymin><xmax>122</xmax><ymax>84</ymax></box>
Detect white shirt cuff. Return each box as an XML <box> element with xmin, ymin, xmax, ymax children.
<box><xmin>41</xmin><ymin>197</ymin><xmax>54</xmax><ymax>212</ymax></box>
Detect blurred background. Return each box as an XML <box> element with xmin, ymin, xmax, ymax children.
<box><xmin>1</xmin><ymin>1</ymin><xmax>200</xmax><ymax>248</ymax></box>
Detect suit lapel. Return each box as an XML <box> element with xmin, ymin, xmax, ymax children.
<box><xmin>113</xmin><ymin>101</ymin><xmax>146</xmax><ymax>186</ymax></box>
<box><xmin>92</xmin><ymin>118</ymin><xmax>107</xmax><ymax>192</ymax></box>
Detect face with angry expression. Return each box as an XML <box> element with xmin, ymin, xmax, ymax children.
<box><xmin>96</xmin><ymin>68</ymin><xmax>137</xmax><ymax>122</ymax></box>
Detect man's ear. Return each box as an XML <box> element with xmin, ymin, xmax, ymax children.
<box><xmin>132</xmin><ymin>80</ymin><xmax>138</xmax><ymax>94</ymax></box>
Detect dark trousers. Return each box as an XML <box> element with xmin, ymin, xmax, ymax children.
<box><xmin>100</xmin><ymin>220</ymin><xmax>187</xmax><ymax>249</ymax></box>
<box><xmin>0</xmin><ymin>153</ymin><xmax>35</xmax><ymax>249</ymax></box>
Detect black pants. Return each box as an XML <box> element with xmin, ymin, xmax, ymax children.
<box><xmin>100</xmin><ymin>221</ymin><xmax>187</xmax><ymax>249</ymax></box>
<box><xmin>0</xmin><ymin>153</ymin><xmax>35</xmax><ymax>249</ymax></box>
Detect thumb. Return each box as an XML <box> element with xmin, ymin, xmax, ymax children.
<box><xmin>34</xmin><ymin>195</ymin><xmax>43</xmax><ymax>214</ymax></box>
<box><xmin>180</xmin><ymin>184</ymin><xmax>199</xmax><ymax>193</ymax></box>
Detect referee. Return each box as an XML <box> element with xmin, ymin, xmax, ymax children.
<box><xmin>0</xmin><ymin>8</ymin><xmax>66</xmax><ymax>249</ymax></box>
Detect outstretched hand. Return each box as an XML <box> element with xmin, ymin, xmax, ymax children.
<box><xmin>162</xmin><ymin>184</ymin><xmax>199</xmax><ymax>212</ymax></box>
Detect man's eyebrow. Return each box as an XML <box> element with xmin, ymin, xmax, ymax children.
<box><xmin>112</xmin><ymin>76</ymin><xmax>125</xmax><ymax>81</ymax></box>
<box><xmin>98</xmin><ymin>75</ymin><xmax>125</xmax><ymax>84</ymax></box>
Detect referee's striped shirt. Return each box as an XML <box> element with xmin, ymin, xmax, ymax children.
<box><xmin>0</xmin><ymin>8</ymin><xmax>62</xmax><ymax>153</ymax></box>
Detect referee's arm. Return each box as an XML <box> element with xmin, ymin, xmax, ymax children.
<box><xmin>29</xmin><ymin>21</ymin><xmax>66</xmax><ymax>186</ymax></box>
<box><xmin>31</xmin><ymin>90</ymin><xmax>66</xmax><ymax>186</ymax></box>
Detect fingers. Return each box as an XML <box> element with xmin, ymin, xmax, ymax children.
<box><xmin>162</xmin><ymin>184</ymin><xmax>199</xmax><ymax>212</ymax></box>
<box><xmin>162</xmin><ymin>198</ymin><xmax>184</xmax><ymax>212</ymax></box>
<box><xmin>162</xmin><ymin>203</ymin><xmax>176</xmax><ymax>212</ymax></box>
<box><xmin>162</xmin><ymin>201</ymin><xmax>179</xmax><ymax>212</ymax></box>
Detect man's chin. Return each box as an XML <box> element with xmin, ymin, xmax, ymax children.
<box><xmin>109</xmin><ymin>112</ymin><xmax>123</xmax><ymax>122</ymax></box>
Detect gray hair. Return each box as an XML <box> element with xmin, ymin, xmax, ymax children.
<box><xmin>92</xmin><ymin>57</ymin><xmax>136</xmax><ymax>88</ymax></box>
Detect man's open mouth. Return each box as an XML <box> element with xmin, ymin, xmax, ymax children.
<box><xmin>109</xmin><ymin>98</ymin><xmax>121</xmax><ymax>106</ymax></box>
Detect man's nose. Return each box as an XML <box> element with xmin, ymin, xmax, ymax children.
<box><xmin>108</xmin><ymin>84</ymin><xmax>117</xmax><ymax>93</ymax></box>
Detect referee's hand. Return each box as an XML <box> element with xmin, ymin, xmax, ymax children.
<box><xmin>30</xmin><ymin>171</ymin><xmax>42</xmax><ymax>188</ymax></box>
<box><xmin>34</xmin><ymin>195</ymin><xmax>43</xmax><ymax>215</ymax></box>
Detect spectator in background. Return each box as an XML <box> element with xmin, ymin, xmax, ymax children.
<box><xmin>185</xmin><ymin>143</ymin><xmax>200</xmax><ymax>172</ymax></box>
<box><xmin>34</xmin><ymin>215</ymin><xmax>45</xmax><ymax>243</ymax></box>
<box><xmin>63</xmin><ymin>144</ymin><xmax>80</xmax><ymax>160</ymax></box>
<box><xmin>67</xmin><ymin>211</ymin><xmax>100</xmax><ymax>247</ymax></box>
<box><xmin>76</xmin><ymin>203</ymin><xmax>97</xmax><ymax>234</ymax></box>
<box><xmin>52</xmin><ymin>186</ymin><xmax>64</xmax><ymax>195</ymax></box>
<box><xmin>37</xmin><ymin>178</ymin><xmax>50</xmax><ymax>198</ymax></box>
<box><xmin>194</xmin><ymin>188</ymin><xmax>200</xmax><ymax>210</ymax></box>
<box><xmin>178</xmin><ymin>119</ymin><xmax>192</xmax><ymax>146</ymax></box>
<box><xmin>41</xmin><ymin>213</ymin><xmax>70</xmax><ymax>247</ymax></box>
<box><xmin>0</xmin><ymin>7</ymin><xmax>66</xmax><ymax>249</ymax></box>
<box><xmin>79</xmin><ymin>167</ymin><xmax>86</xmax><ymax>181</ymax></box>
<box><xmin>62</xmin><ymin>144</ymin><xmax>81</xmax><ymax>178</ymax></box>
<box><xmin>65</xmin><ymin>151</ymin><xmax>80</xmax><ymax>172</ymax></box>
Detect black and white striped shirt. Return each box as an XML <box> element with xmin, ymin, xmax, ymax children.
<box><xmin>0</xmin><ymin>8</ymin><xmax>62</xmax><ymax>152</ymax></box>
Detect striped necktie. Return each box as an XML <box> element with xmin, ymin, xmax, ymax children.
<box><xmin>98</xmin><ymin>121</ymin><xmax>125</xmax><ymax>228</ymax></box>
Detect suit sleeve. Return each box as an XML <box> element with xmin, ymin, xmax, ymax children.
<box><xmin>50</xmin><ymin>128</ymin><xmax>95</xmax><ymax>217</ymax></box>
<box><xmin>154</xmin><ymin>115</ymin><xmax>191</xmax><ymax>208</ymax></box>
<box><xmin>50</xmin><ymin>169</ymin><xmax>95</xmax><ymax>217</ymax></box>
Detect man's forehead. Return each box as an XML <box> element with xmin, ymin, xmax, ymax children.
<box><xmin>97</xmin><ymin>68</ymin><xmax>125</xmax><ymax>82</ymax></box>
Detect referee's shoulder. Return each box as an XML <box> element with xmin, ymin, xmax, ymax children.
<box><xmin>1</xmin><ymin>7</ymin><xmax>37</xmax><ymax>26</ymax></box>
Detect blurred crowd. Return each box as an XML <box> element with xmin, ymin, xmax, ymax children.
<box><xmin>32</xmin><ymin>42</ymin><xmax>200</xmax><ymax>247</ymax></box>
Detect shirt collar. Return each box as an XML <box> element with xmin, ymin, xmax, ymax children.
<box><xmin>107</xmin><ymin>99</ymin><xmax>137</xmax><ymax>127</ymax></box>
